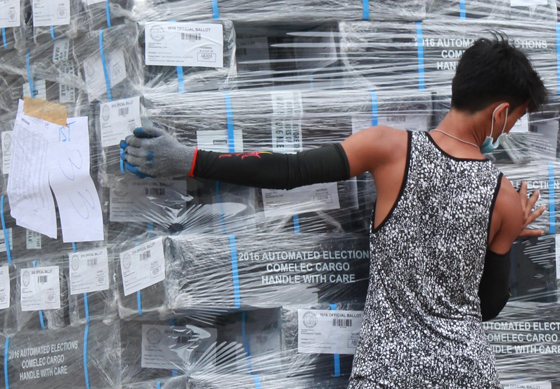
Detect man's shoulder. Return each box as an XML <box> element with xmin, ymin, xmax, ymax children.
<box><xmin>495</xmin><ymin>176</ymin><xmax>523</xmax><ymax>222</ymax></box>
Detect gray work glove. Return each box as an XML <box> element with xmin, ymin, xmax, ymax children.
<box><xmin>120</xmin><ymin>127</ymin><xmax>196</xmax><ymax>178</ymax></box>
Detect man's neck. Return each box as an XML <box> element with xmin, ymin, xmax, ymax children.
<box><xmin>436</xmin><ymin>108</ymin><xmax>487</xmax><ymax>147</ymax></box>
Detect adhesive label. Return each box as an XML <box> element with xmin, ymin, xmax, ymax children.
<box><xmin>0</xmin><ymin>265</ymin><xmax>10</xmax><ymax>309</ymax></box>
<box><xmin>262</xmin><ymin>183</ymin><xmax>340</xmax><ymax>217</ymax></box>
<box><xmin>120</xmin><ymin>238</ymin><xmax>165</xmax><ymax>296</ymax></box>
<box><xmin>145</xmin><ymin>22</ymin><xmax>224</xmax><ymax>68</ymax></box>
<box><xmin>141</xmin><ymin>324</ymin><xmax>217</xmax><ymax>369</ymax></box>
<box><xmin>69</xmin><ymin>247</ymin><xmax>109</xmax><ymax>295</ymax></box>
<box><xmin>52</xmin><ymin>38</ymin><xmax>70</xmax><ymax>63</ymax></box>
<box><xmin>83</xmin><ymin>49</ymin><xmax>126</xmax><ymax>102</ymax></box>
<box><xmin>109</xmin><ymin>178</ymin><xmax>187</xmax><ymax>223</ymax></box>
<box><xmin>196</xmin><ymin>129</ymin><xmax>243</xmax><ymax>152</ymax></box>
<box><xmin>26</xmin><ymin>229</ymin><xmax>42</xmax><ymax>249</ymax></box>
<box><xmin>100</xmin><ymin>96</ymin><xmax>141</xmax><ymax>148</ymax></box>
<box><xmin>58</xmin><ymin>61</ymin><xmax>75</xmax><ymax>103</ymax></box>
<box><xmin>20</xmin><ymin>265</ymin><xmax>61</xmax><ymax>311</ymax></box>
<box><xmin>271</xmin><ymin>91</ymin><xmax>303</xmax><ymax>153</ymax></box>
<box><xmin>32</xmin><ymin>0</ymin><xmax>70</xmax><ymax>27</ymax></box>
<box><xmin>298</xmin><ymin>309</ymin><xmax>363</xmax><ymax>354</ymax></box>
<box><xmin>0</xmin><ymin>0</ymin><xmax>20</xmax><ymax>28</ymax></box>
<box><xmin>2</xmin><ymin>131</ymin><xmax>12</xmax><ymax>175</ymax></box>
<box><xmin>23</xmin><ymin>79</ymin><xmax>47</xmax><ymax>100</ymax></box>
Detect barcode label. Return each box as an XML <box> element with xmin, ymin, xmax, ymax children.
<box><xmin>118</xmin><ymin>107</ymin><xmax>129</xmax><ymax>117</ymax></box>
<box><xmin>144</xmin><ymin>188</ymin><xmax>166</xmax><ymax>196</ymax></box>
<box><xmin>38</xmin><ymin>276</ymin><xmax>48</xmax><ymax>284</ymax></box>
<box><xmin>333</xmin><ymin>319</ymin><xmax>352</xmax><ymax>327</ymax></box>
<box><xmin>140</xmin><ymin>251</ymin><xmax>151</xmax><ymax>260</ymax></box>
<box><xmin>181</xmin><ymin>32</ymin><xmax>201</xmax><ymax>41</ymax></box>
<box><xmin>87</xmin><ymin>258</ymin><xmax>97</xmax><ymax>266</ymax></box>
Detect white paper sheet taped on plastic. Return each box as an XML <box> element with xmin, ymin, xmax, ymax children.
<box><xmin>0</xmin><ymin>0</ymin><xmax>20</xmax><ymax>28</ymax></box>
<box><xmin>20</xmin><ymin>266</ymin><xmax>61</xmax><ymax>311</ymax></box>
<box><xmin>2</xmin><ymin>131</ymin><xmax>13</xmax><ymax>175</ymax></box>
<box><xmin>32</xmin><ymin>0</ymin><xmax>70</xmax><ymax>27</ymax></box>
<box><xmin>262</xmin><ymin>183</ymin><xmax>341</xmax><ymax>217</ymax></box>
<box><xmin>100</xmin><ymin>96</ymin><xmax>142</xmax><ymax>148</ymax></box>
<box><xmin>47</xmin><ymin>116</ymin><xmax>104</xmax><ymax>242</ymax></box>
<box><xmin>69</xmin><ymin>248</ymin><xmax>110</xmax><ymax>295</ymax></box>
<box><xmin>120</xmin><ymin>238</ymin><xmax>166</xmax><ymax>296</ymax></box>
<box><xmin>0</xmin><ymin>265</ymin><xmax>10</xmax><ymax>310</ymax></box>
<box><xmin>298</xmin><ymin>309</ymin><xmax>363</xmax><ymax>354</ymax></box>
<box><xmin>145</xmin><ymin>22</ymin><xmax>224</xmax><ymax>68</ymax></box>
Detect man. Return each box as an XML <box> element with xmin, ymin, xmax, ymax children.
<box><xmin>120</xmin><ymin>36</ymin><xmax>547</xmax><ymax>387</ymax></box>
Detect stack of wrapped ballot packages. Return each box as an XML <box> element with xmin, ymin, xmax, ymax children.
<box><xmin>1</xmin><ymin>0</ymin><xmax>560</xmax><ymax>387</ymax></box>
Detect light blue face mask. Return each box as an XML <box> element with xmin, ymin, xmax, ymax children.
<box><xmin>480</xmin><ymin>104</ymin><xmax>509</xmax><ymax>154</ymax></box>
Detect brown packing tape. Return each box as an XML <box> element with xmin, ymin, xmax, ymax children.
<box><xmin>23</xmin><ymin>97</ymin><xmax>68</xmax><ymax>127</ymax></box>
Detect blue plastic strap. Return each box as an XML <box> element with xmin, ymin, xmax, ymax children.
<box><xmin>362</xmin><ymin>0</ymin><xmax>369</xmax><ymax>20</ymax></box>
<box><xmin>293</xmin><ymin>215</ymin><xmax>300</xmax><ymax>233</ymax></box>
<box><xmin>2</xmin><ymin>29</ymin><xmax>7</xmax><ymax>50</ymax></box>
<box><xmin>156</xmin><ymin>383</ymin><xmax>161</xmax><ymax>389</ymax></box>
<box><xmin>212</xmin><ymin>0</ymin><xmax>219</xmax><ymax>19</ymax></box>
<box><xmin>26</xmin><ymin>50</ymin><xmax>33</xmax><ymax>97</ymax></box>
<box><xmin>549</xmin><ymin>162</ymin><xmax>556</xmax><ymax>234</ymax></box>
<box><xmin>223</xmin><ymin>92</ymin><xmax>235</xmax><ymax>152</ymax></box>
<box><xmin>177</xmin><ymin>67</ymin><xmax>185</xmax><ymax>93</ymax></box>
<box><xmin>1</xmin><ymin>195</ymin><xmax>12</xmax><ymax>264</ymax></box>
<box><xmin>556</xmin><ymin>23</ymin><xmax>560</xmax><ymax>95</ymax></box>
<box><xmin>4</xmin><ymin>337</ymin><xmax>9</xmax><ymax>389</ymax></box>
<box><xmin>415</xmin><ymin>22</ymin><xmax>425</xmax><ymax>90</ymax></box>
<box><xmin>83</xmin><ymin>324</ymin><xmax>91</xmax><ymax>389</ymax></box>
<box><xmin>459</xmin><ymin>0</ymin><xmax>466</xmax><ymax>19</ymax></box>
<box><xmin>50</xmin><ymin>26</ymin><xmax>56</xmax><ymax>40</ymax></box>
<box><xmin>242</xmin><ymin>311</ymin><xmax>253</xmax><ymax>373</ymax></box>
<box><xmin>330</xmin><ymin>304</ymin><xmax>341</xmax><ymax>377</ymax></box>
<box><xmin>370</xmin><ymin>90</ymin><xmax>378</xmax><ymax>127</ymax></box>
<box><xmin>105</xmin><ymin>1</ymin><xmax>112</xmax><ymax>27</ymax></box>
<box><xmin>253</xmin><ymin>375</ymin><xmax>262</xmax><ymax>389</ymax></box>
<box><xmin>99</xmin><ymin>30</ymin><xmax>113</xmax><ymax>101</ymax></box>
<box><xmin>137</xmin><ymin>291</ymin><xmax>143</xmax><ymax>315</ymax></box>
<box><xmin>229</xmin><ymin>235</ymin><xmax>241</xmax><ymax>308</ymax></box>
<box><xmin>171</xmin><ymin>369</ymin><xmax>178</xmax><ymax>377</ymax></box>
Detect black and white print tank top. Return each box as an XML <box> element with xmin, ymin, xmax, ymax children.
<box><xmin>348</xmin><ymin>131</ymin><xmax>503</xmax><ymax>388</ymax></box>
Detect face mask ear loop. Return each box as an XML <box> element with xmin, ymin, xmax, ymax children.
<box><xmin>499</xmin><ymin>107</ymin><xmax>509</xmax><ymax>136</ymax></box>
<box><xmin>490</xmin><ymin>103</ymin><xmax>508</xmax><ymax>141</ymax></box>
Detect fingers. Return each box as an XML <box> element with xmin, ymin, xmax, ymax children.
<box><xmin>124</xmin><ymin>162</ymin><xmax>153</xmax><ymax>179</ymax></box>
<box><xmin>125</xmin><ymin>154</ymin><xmax>144</xmax><ymax>167</ymax></box>
<box><xmin>133</xmin><ymin>127</ymin><xmax>166</xmax><ymax>138</ymax></box>
<box><xmin>124</xmin><ymin>134</ymin><xmax>149</xmax><ymax>148</ymax></box>
<box><xmin>518</xmin><ymin>228</ymin><xmax>545</xmax><ymax>238</ymax></box>
<box><xmin>519</xmin><ymin>181</ymin><xmax>527</xmax><ymax>202</ymax></box>
<box><xmin>526</xmin><ymin>189</ymin><xmax>540</xmax><ymax>212</ymax></box>
<box><xmin>124</xmin><ymin>144</ymin><xmax>144</xmax><ymax>158</ymax></box>
<box><xmin>525</xmin><ymin>205</ymin><xmax>546</xmax><ymax>226</ymax></box>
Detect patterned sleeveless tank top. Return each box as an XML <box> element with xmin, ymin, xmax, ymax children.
<box><xmin>348</xmin><ymin>131</ymin><xmax>503</xmax><ymax>388</ymax></box>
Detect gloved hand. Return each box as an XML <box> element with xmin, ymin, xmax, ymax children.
<box><xmin>120</xmin><ymin>127</ymin><xmax>196</xmax><ymax>178</ymax></box>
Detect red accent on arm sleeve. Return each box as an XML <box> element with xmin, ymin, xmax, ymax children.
<box><xmin>188</xmin><ymin>147</ymin><xmax>199</xmax><ymax>178</ymax></box>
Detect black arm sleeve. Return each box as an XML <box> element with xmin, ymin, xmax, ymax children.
<box><xmin>478</xmin><ymin>249</ymin><xmax>511</xmax><ymax>322</ymax></box>
<box><xmin>192</xmin><ymin>144</ymin><xmax>351</xmax><ymax>190</ymax></box>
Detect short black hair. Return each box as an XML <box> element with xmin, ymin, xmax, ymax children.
<box><xmin>451</xmin><ymin>34</ymin><xmax>548</xmax><ymax>113</ymax></box>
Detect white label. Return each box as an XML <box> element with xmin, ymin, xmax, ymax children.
<box><xmin>0</xmin><ymin>266</ymin><xmax>10</xmax><ymax>309</ymax></box>
<box><xmin>109</xmin><ymin>179</ymin><xmax>187</xmax><ymax>222</ymax></box>
<box><xmin>20</xmin><ymin>265</ymin><xmax>60</xmax><ymax>311</ymax></box>
<box><xmin>237</xmin><ymin>37</ymin><xmax>270</xmax><ymax>72</ymax></box>
<box><xmin>69</xmin><ymin>248</ymin><xmax>109</xmax><ymax>295</ymax></box>
<box><xmin>0</xmin><ymin>228</ymin><xmax>13</xmax><ymax>253</ymax></box>
<box><xmin>352</xmin><ymin>114</ymin><xmax>426</xmax><ymax>134</ymax></box>
<box><xmin>100</xmin><ymin>96</ymin><xmax>141</xmax><ymax>148</ymax></box>
<box><xmin>25</xmin><ymin>229</ymin><xmax>42</xmax><ymax>249</ymax></box>
<box><xmin>2</xmin><ymin>131</ymin><xmax>13</xmax><ymax>175</ymax></box>
<box><xmin>510</xmin><ymin>115</ymin><xmax>529</xmax><ymax>133</ymax></box>
<box><xmin>196</xmin><ymin>130</ymin><xmax>243</xmax><ymax>152</ymax></box>
<box><xmin>32</xmin><ymin>0</ymin><xmax>70</xmax><ymax>27</ymax></box>
<box><xmin>262</xmin><ymin>183</ymin><xmax>340</xmax><ymax>218</ymax></box>
<box><xmin>298</xmin><ymin>309</ymin><xmax>363</xmax><ymax>355</ymax></box>
<box><xmin>141</xmin><ymin>324</ymin><xmax>217</xmax><ymax>369</ymax></box>
<box><xmin>58</xmin><ymin>62</ymin><xmax>75</xmax><ymax>103</ymax></box>
<box><xmin>145</xmin><ymin>22</ymin><xmax>224</xmax><ymax>68</ymax></box>
<box><xmin>83</xmin><ymin>49</ymin><xmax>126</xmax><ymax>102</ymax></box>
<box><xmin>503</xmin><ymin>382</ymin><xmax>552</xmax><ymax>389</ymax></box>
<box><xmin>510</xmin><ymin>0</ymin><xmax>547</xmax><ymax>6</ymax></box>
<box><xmin>22</xmin><ymin>79</ymin><xmax>47</xmax><ymax>100</ymax></box>
<box><xmin>555</xmin><ymin>235</ymin><xmax>560</xmax><ymax>280</ymax></box>
<box><xmin>271</xmin><ymin>91</ymin><xmax>303</xmax><ymax>153</ymax></box>
<box><xmin>52</xmin><ymin>38</ymin><xmax>69</xmax><ymax>63</ymax></box>
<box><xmin>120</xmin><ymin>238</ymin><xmax>165</xmax><ymax>296</ymax></box>
<box><xmin>0</xmin><ymin>0</ymin><xmax>20</xmax><ymax>28</ymax></box>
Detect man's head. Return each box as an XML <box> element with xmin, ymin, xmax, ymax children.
<box><xmin>451</xmin><ymin>34</ymin><xmax>548</xmax><ymax>115</ymax></box>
